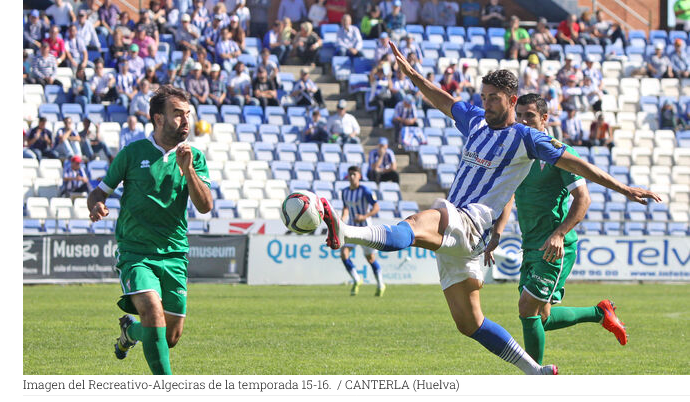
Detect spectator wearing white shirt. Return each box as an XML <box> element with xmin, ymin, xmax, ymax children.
<box><xmin>327</xmin><ymin>99</ymin><xmax>361</xmax><ymax>144</ymax></box>
<box><xmin>64</xmin><ymin>24</ymin><xmax>89</xmax><ymax>71</ymax></box>
<box><xmin>290</xmin><ymin>67</ymin><xmax>325</xmax><ymax>107</ymax></box>
<box><xmin>392</xmin><ymin>94</ymin><xmax>420</xmax><ymax>141</ymax></box>
<box><xmin>227</xmin><ymin>61</ymin><xmax>258</xmax><ymax>107</ymax></box>
<box><xmin>235</xmin><ymin>0</ymin><xmax>251</xmax><ymax>33</ymax></box>
<box><xmin>54</xmin><ymin>116</ymin><xmax>83</xmax><ymax>159</ymax></box>
<box><xmin>308</xmin><ymin>0</ymin><xmax>328</xmax><ymax>27</ymax></box>
<box><xmin>374</xmin><ymin>32</ymin><xmax>394</xmax><ymax>63</ymax></box>
<box><xmin>336</xmin><ymin>14</ymin><xmax>362</xmax><ymax>58</ymax></box>
<box><xmin>90</xmin><ymin>58</ymin><xmax>117</xmax><ymax>103</ymax></box>
<box><xmin>130</xmin><ymin>79</ymin><xmax>154</xmax><ymax>124</ymax></box>
<box><xmin>120</xmin><ymin>115</ymin><xmax>147</xmax><ymax>149</ymax></box>
<box><xmin>76</xmin><ymin>9</ymin><xmax>100</xmax><ymax>50</ymax></box>
<box><xmin>176</xmin><ymin>13</ymin><xmax>201</xmax><ymax>51</ymax></box>
<box><xmin>45</xmin><ymin>0</ymin><xmax>75</xmax><ymax>32</ymax></box>
<box><xmin>215</xmin><ymin>27</ymin><xmax>242</xmax><ymax>73</ymax></box>
<box><xmin>561</xmin><ymin>106</ymin><xmax>588</xmax><ymax>147</ymax></box>
<box><xmin>115</xmin><ymin>58</ymin><xmax>138</xmax><ymax>109</ymax></box>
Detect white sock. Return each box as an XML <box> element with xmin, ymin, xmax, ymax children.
<box><xmin>499</xmin><ymin>338</ymin><xmax>542</xmax><ymax>375</ymax></box>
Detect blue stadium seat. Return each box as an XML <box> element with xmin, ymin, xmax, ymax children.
<box><xmin>320</xmin><ymin>143</ymin><xmax>343</xmax><ymax>164</ymax></box>
<box><xmin>187</xmin><ymin>220</ymin><xmax>207</xmax><ymax>233</ymax></box>
<box><xmin>444</xmin><ymin>127</ymin><xmax>464</xmax><ymax>146</ymax></box>
<box><xmin>106</xmin><ymin>104</ymin><xmax>128</xmax><ymax>124</ymax></box>
<box><xmin>573</xmin><ymin>146</ymin><xmax>590</xmax><ymax>158</ymax></box>
<box><xmin>238</xmin><ymin>53</ymin><xmax>257</xmax><ymax>68</ymax></box>
<box><xmin>235</xmin><ymin>123</ymin><xmax>257</xmax><ymax>142</ymax></box>
<box><xmin>270</xmin><ymin>160</ymin><xmax>293</xmax><ymax>181</ymax></box>
<box><xmin>297</xmin><ymin>143</ymin><xmax>319</xmax><ymax>163</ymax></box>
<box><xmin>343</xmin><ymin>143</ymin><xmax>365</xmax><ymax>164</ymax></box>
<box><xmin>312</xmin><ymin>180</ymin><xmax>335</xmax><ymax>199</ymax></box>
<box><xmin>280</xmin><ymin>125</ymin><xmax>301</xmax><ymax>143</ymax></box>
<box><xmin>624</xmin><ymin>221</ymin><xmax>645</xmax><ymax>236</ymax></box>
<box><xmin>264</xmin><ymin>106</ymin><xmax>286</xmax><ymax>125</ymax></box>
<box><xmin>581</xmin><ymin>221</ymin><xmax>602</xmax><ymax>235</ymax></box>
<box><xmin>315</xmin><ymin>162</ymin><xmax>337</xmax><ymax>182</ymax></box>
<box><xmin>649</xmin><ymin>30</ymin><xmax>668</xmax><ymax>47</ymax></box>
<box><xmin>669</xmin><ymin>30</ymin><xmax>688</xmax><ymax>45</ymax></box>
<box><xmin>421</xmin><ymin>41</ymin><xmax>441</xmax><ymax>59</ymax></box>
<box><xmin>628</xmin><ymin>30</ymin><xmax>647</xmax><ymax>47</ymax></box>
<box><xmin>383</xmin><ymin>108</ymin><xmax>395</xmax><ymax>129</ymax></box>
<box><xmin>320</xmin><ymin>24</ymin><xmax>339</xmax><ymax>42</ymax></box>
<box><xmin>584</xmin><ymin>44</ymin><xmax>604</xmax><ymax>62</ymax></box>
<box><xmin>404</xmin><ymin>25</ymin><xmax>424</xmax><ymax>43</ymax></box>
<box><xmin>379</xmin><ymin>182</ymin><xmax>402</xmax><ymax>202</ymax></box>
<box><xmin>253</xmin><ymin>142</ymin><xmax>275</xmax><ymax>161</ymax></box>
<box><xmin>338</xmin><ymin>163</ymin><xmax>353</xmax><ymax>180</ymax></box>
<box><xmin>427</xmin><ymin>108</ymin><xmax>449</xmax><ymax>129</ymax></box>
<box><xmin>625</xmin><ymin>46</ymin><xmax>645</xmax><ymax>62</ymax></box>
<box><xmin>646</xmin><ymin>221</ymin><xmax>667</xmax><ymax>235</ymax></box>
<box><xmin>425</xmin><ymin>25</ymin><xmax>446</xmax><ymax>42</ymax></box>
<box><xmin>603</xmin><ymin>221</ymin><xmax>621</xmax><ymax>235</ymax></box>
<box><xmin>677</xmin><ymin>130</ymin><xmax>690</xmax><ymax>147</ymax></box>
<box><xmin>91</xmin><ymin>219</ymin><xmax>115</xmax><ymax>233</ymax></box>
<box><xmin>197</xmin><ymin>104</ymin><xmax>220</xmax><ymax>124</ymax></box>
<box><xmin>418</xmin><ymin>145</ymin><xmax>439</xmax><ymax>170</ymax></box>
<box><xmin>424</xmin><ymin>127</ymin><xmax>444</xmax><ymax>147</ymax></box>
<box><xmin>440</xmin><ymin>145</ymin><xmax>461</xmax><ymax>165</ymax></box>
<box><xmin>70</xmin><ymin>219</ymin><xmax>92</xmax><ymax>234</ymax></box>
<box><xmin>447</xmin><ymin>26</ymin><xmax>466</xmax><ymax>41</ymax></box>
<box><xmin>463</xmin><ymin>43</ymin><xmax>485</xmax><ymax>59</ymax></box>
<box><xmin>38</xmin><ymin>103</ymin><xmax>61</xmax><ymax>122</ymax></box>
<box><xmin>668</xmin><ymin>222</ymin><xmax>689</xmax><ymax>235</ymax></box>
<box><xmin>331</xmin><ymin>56</ymin><xmax>352</xmax><ymax>81</ymax></box>
<box><xmin>85</xmin><ymin>104</ymin><xmax>106</xmax><ymax>124</ymax></box>
<box><xmin>289</xmin><ymin>179</ymin><xmax>311</xmax><ymax>192</ymax></box>
<box><xmin>353</xmin><ymin>58</ymin><xmax>374</xmax><ymax>74</ymax></box>
<box><xmin>348</xmin><ymin>73</ymin><xmax>369</xmax><ymax>93</ymax></box>
<box><xmin>334</xmin><ymin>180</ymin><xmax>349</xmax><ymax>197</ymax></box>
<box><xmin>23</xmin><ymin>219</ymin><xmax>43</xmax><ymax>234</ymax></box>
<box><xmin>258</xmin><ymin>125</ymin><xmax>280</xmax><ymax>144</ymax></box>
<box><xmin>44</xmin><ymin>219</ymin><xmax>69</xmax><ymax>234</ymax></box>
<box><xmin>626</xmin><ymin>202</ymin><xmax>648</xmax><ymax>221</ymax></box>
<box><xmin>604</xmin><ymin>202</ymin><xmax>625</xmax><ymax>221</ymax></box>
<box><xmin>398</xmin><ymin>200</ymin><xmax>419</xmax><ymax>218</ymax></box>
<box><xmin>437</xmin><ymin>163</ymin><xmax>457</xmax><ymax>189</ymax></box>
<box><xmin>220</xmin><ymin>104</ymin><xmax>242</xmax><ymax>124</ymax></box>
<box><xmin>376</xmin><ymin>200</ymin><xmax>398</xmax><ymax>219</ymax></box>
<box><xmin>242</xmin><ymin>105</ymin><xmax>264</xmax><ymax>125</ymax></box>
<box><xmin>44</xmin><ymin>85</ymin><xmax>67</xmax><ymax>104</ymax></box>
<box><xmin>441</xmin><ymin>42</ymin><xmax>463</xmax><ymax>59</ymax></box>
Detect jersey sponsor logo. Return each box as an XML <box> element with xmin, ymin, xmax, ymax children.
<box><xmin>176</xmin><ymin>289</ymin><xmax>187</xmax><ymax>296</ymax></box>
<box><xmin>140</xmin><ymin>159</ymin><xmax>151</xmax><ymax>169</ymax></box>
<box><xmin>461</xmin><ymin>150</ymin><xmax>494</xmax><ymax>168</ymax></box>
<box><xmin>540</xmin><ymin>161</ymin><xmax>546</xmax><ymax>171</ymax></box>
<box><xmin>550</xmin><ymin>138</ymin><xmax>564</xmax><ymax>149</ymax></box>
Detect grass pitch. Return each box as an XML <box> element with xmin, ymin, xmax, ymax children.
<box><xmin>23</xmin><ymin>282</ymin><xmax>689</xmax><ymax>375</ymax></box>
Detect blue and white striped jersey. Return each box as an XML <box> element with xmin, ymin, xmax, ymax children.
<box><xmin>447</xmin><ymin>101</ymin><xmax>566</xmax><ymax>232</ymax></box>
<box><xmin>342</xmin><ymin>185</ymin><xmax>377</xmax><ymax>227</ymax></box>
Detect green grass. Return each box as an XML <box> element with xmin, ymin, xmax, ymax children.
<box><xmin>23</xmin><ymin>283</ymin><xmax>690</xmax><ymax>375</ymax></box>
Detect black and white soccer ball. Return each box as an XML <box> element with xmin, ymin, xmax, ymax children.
<box><xmin>281</xmin><ymin>190</ymin><xmax>324</xmax><ymax>234</ymax></box>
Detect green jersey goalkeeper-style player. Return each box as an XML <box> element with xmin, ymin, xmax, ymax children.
<box><xmin>87</xmin><ymin>85</ymin><xmax>213</xmax><ymax>374</ymax></box>
<box><xmin>484</xmin><ymin>94</ymin><xmax>628</xmax><ymax>365</ymax></box>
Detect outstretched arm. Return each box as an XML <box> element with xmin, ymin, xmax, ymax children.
<box><xmin>554</xmin><ymin>151</ymin><xmax>661</xmax><ymax>204</ymax></box>
<box><xmin>390</xmin><ymin>41</ymin><xmax>458</xmax><ymax>118</ymax></box>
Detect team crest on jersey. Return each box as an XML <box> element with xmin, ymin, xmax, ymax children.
<box><xmin>550</xmin><ymin>138</ymin><xmax>564</xmax><ymax>149</ymax></box>
<box><xmin>493</xmin><ymin>143</ymin><xmax>505</xmax><ymax>157</ymax></box>
<box><xmin>539</xmin><ymin>161</ymin><xmax>546</xmax><ymax>171</ymax></box>
<box><xmin>140</xmin><ymin>159</ymin><xmax>151</xmax><ymax>168</ymax></box>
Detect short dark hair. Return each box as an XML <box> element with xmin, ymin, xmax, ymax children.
<box><xmin>347</xmin><ymin>165</ymin><xmax>361</xmax><ymax>174</ymax></box>
<box><xmin>149</xmin><ymin>85</ymin><xmax>190</xmax><ymax>129</ymax></box>
<box><xmin>481</xmin><ymin>69</ymin><xmax>519</xmax><ymax>96</ymax></box>
<box><xmin>516</xmin><ymin>93</ymin><xmax>548</xmax><ymax>116</ymax></box>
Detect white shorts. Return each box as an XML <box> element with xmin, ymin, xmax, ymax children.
<box><xmin>431</xmin><ymin>199</ymin><xmax>493</xmax><ymax>290</ymax></box>
<box><xmin>343</xmin><ymin>243</ymin><xmax>375</xmax><ymax>256</ymax></box>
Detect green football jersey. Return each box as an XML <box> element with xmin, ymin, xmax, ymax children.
<box><xmin>99</xmin><ymin>137</ymin><xmax>211</xmax><ymax>255</ymax></box>
<box><xmin>514</xmin><ymin>145</ymin><xmax>584</xmax><ymax>250</ymax></box>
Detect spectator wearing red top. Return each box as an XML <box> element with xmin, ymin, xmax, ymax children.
<box><xmin>44</xmin><ymin>25</ymin><xmax>67</xmax><ymax>66</ymax></box>
<box><xmin>326</xmin><ymin>0</ymin><xmax>349</xmax><ymax>24</ymax></box>
<box><xmin>589</xmin><ymin>113</ymin><xmax>614</xmax><ymax>150</ymax></box>
<box><xmin>557</xmin><ymin>13</ymin><xmax>585</xmax><ymax>46</ymax></box>
<box><xmin>440</xmin><ymin>67</ymin><xmax>460</xmax><ymax>97</ymax></box>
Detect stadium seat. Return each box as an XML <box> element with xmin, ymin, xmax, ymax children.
<box><xmin>444</xmin><ymin>128</ymin><xmax>464</xmax><ymax>147</ymax></box>
<box><xmin>320</xmin><ymin>143</ymin><xmax>342</xmax><ymax>164</ymax></box>
<box><xmin>280</xmin><ymin>125</ymin><xmax>301</xmax><ymax>143</ymax></box>
<box><xmin>439</xmin><ymin>145</ymin><xmax>461</xmax><ymax>166</ymax></box>
<box><xmin>44</xmin><ymin>219</ymin><xmax>69</xmax><ymax>234</ymax></box>
<box><xmin>343</xmin><ymin>144</ymin><xmax>365</xmax><ymax>164</ymax></box>
<box><xmin>312</xmin><ymin>180</ymin><xmax>335</xmax><ymax>199</ymax></box>
<box><xmin>197</xmin><ymin>104</ymin><xmax>220</xmax><ymax>124</ymax></box>
<box><xmin>253</xmin><ymin>142</ymin><xmax>275</xmax><ymax>162</ymax></box>
<box><xmin>418</xmin><ymin>145</ymin><xmax>439</xmax><ymax>170</ymax></box>
<box><xmin>236</xmin><ymin>199</ymin><xmax>259</xmax><ymax>219</ymax></box>
<box><xmin>259</xmin><ymin>199</ymin><xmax>282</xmax><ymax>219</ymax></box>
<box><xmin>85</xmin><ymin>103</ymin><xmax>106</xmax><ymax>124</ymax></box>
<box><xmin>264</xmin><ymin>106</ymin><xmax>286</xmax><ymax>125</ymax></box>
<box><xmin>379</xmin><ymin>182</ymin><xmax>402</xmax><ymax>203</ymax></box>
<box><xmin>376</xmin><ymin>200</ymin><xmax>397</xmax><ymax>219</ymax></box>
<box><xmin>275</xmin><ymin>142</ymin><xmax>297</xmax><ymax>162</ymax></box>
<box><xmin>293</xmin><ymin>161</ymin><xmax>316</xmax><ymax>181</ymax></box>
<box><xmin>397</xmin><ymin>200</ymin><xmax>419</xmax><ymax>218</ymax></box>
<box><xmin>289</xmin><ymin>179</ymin><xmax>311</xmax><ymax>193</ymax></box>
<box><xmin>220</xmin><ymin>105</ymin><xmax>242</xmax><ymax>124</ymax></box>
<box><xmin>242</xmin><ymin>179</ymin><xmax>266</xmax><ymax>200</ymax></box>
<box><xmin>315</xmin><ymin>162</ymin><xmax>337</xmax><ymax>182</ymax></box>
<box><xmin>44</xmin><ymin>85</ymin><xmax>67</xmax><ymax>104</ymax></box>
<box><xmin>298</xmin><ymin>143</ymin><xmax>319</xmax><ymax>163</ymax></box>
<box><xmin>38</xmin><ymin>103</ymin><xmax>61</xmax><ymax>122</ymax></box>
<box><xmin>264</xmin><ymin>179</ymin><xmax>288</xmax><ymax>200</ymax></box>
<box><xmin>106</xmin><ymin>104</ymin><xmax>128</xmax><ymax>124</ymax></box>
<box><xmin>424</xmin><ymin>127</ymin><xmax>444</xmax><ymax>147</ymax></box>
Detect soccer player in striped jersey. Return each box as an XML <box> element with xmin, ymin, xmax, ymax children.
<box><xmin>340</xmin><ymin>165</ymin><xmax>385</xmax><ymax>296</ymax></box>
<box><xmin>482</xmin><ymin>93</ymin><xmax>627</xmax><ymax>366</ymax></box>
<box><xmin>319</xmin><ymin>42</ymin><xmax>660</xmax><ymax>375</ymax></box>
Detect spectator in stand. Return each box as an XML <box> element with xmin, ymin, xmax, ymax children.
<box><xmin>109</xmin><ymin>30</ymin><xmax>128</xmax><ymax>67</ymax></box>
<box><xmin>292</xmin><ymin>21</ymin><xmax>322</xmax><ymax>67</ymax></box>
<box><xmin>542</xmin><ymin>71</ymin><xmax>562</xmax><ymax>99</ymax></box>
<box><xmin>209</xmin><ymin>2</ymin><xmax>231</xmax><ymax>28</ymax></box>
<box><xmin>391</xmin><ymin>67</ymin><xmax>415</xmax><ymax>106</ymax></box>
<box><xmin>562</xmin><ymin>106</ymin><xmax>589</xmax><ymax>147</ymax></box>
<box><xmin>582</xmin><ymin>55</ymin><xmax>603</xmax><ymax>89</ymax></box>
<box><xmin>126</xmin><ymin>44</ymin><xmax>146</xmax><ymax>81</ymax></box>
<box><xmin>589</xmin><ymin>113</ymin><xmax>614</xmax><ymax>150</ymax></box>
<box><xmin>175</xmin><ymin>46</ymin><xmax>197</xmax><ymax>78</ymax></box>
<box><xmin>154</xmin><ymin>1</ymin><xmax>174</xmax><ymax>33</ymax></box>
<box><xmin>24</xmin><ymin>10</ymin><xmax>48</xmax><ymax>51</ymax></box>
<box><xmin>453</xmin><ymin>62</ymin><xmax>475</xmax><ymax>96</ymax></box>
<box><xmin>420</xmin><ymin>0</ymin><xmax>458</xmax><ymax>27</ymax></box>
<box><xmin>581</xmin><ymin>75</ymin><xmax>602</xmax><ymax>112</ymax></box>
<box><xmin>44</xmin><ymin>25</ymin><xmax>67</xmax><ymax>67</ymax></box>
<box><xmin>368</xmin><ymin>137</ymin><xmax>399</xmax><ymax>183</ymax></box>
<box><xmin>326</xmin><ymin>0</ymin><xmax>349</xmax><ymax>24</ymax></box>
<box><xmin>384</xmin><ymin>0</ymin><xmax>406</xmax><ymax>41</ymax></box>
<box><xmin>392</xmin><ymin>94</ymin><xmax>420</xmax><ymax>143</ymax></box>
<box><xmin>674</xmin><ymin>0</ymin><xmax>690</xmax><ymax>31</ymax></box>
<box><xmin>504</xmin><ymin>15</ymin><xmax>531</xmax><ymax>60</ymax></box>
<box><xmin>336</xmin><ymin>14</ymin><xmax>363</xmax><ymax>58</ymax></box>
<box><xmin>264</xmin><ymin>20</ymin><xmax>290</xmax><ymax>64</ymax></box>
<box><xmin>79</xmin><ymin>117</ymin><xmax>114</xmax><ymax>162</ymax></box>
<box><xmin>374</xmin><ymin>32</ymin><xmax>394</xmax><ymax>63</ymax></box>
<box><xmin>64</xmin><ymin>24</ymin><xmax>88</xmax><ymax>71</ymax></box>
<box><xmin>309</xmin><ymin>0</ymin><xmax>329</xmax><ymax>27</ymax></box>
<box><xmin>481</xmin><ymin>0</ymin><xmax>505</xmax><ymax>28</ymax></box>
<box><xmin>557</xmin><ymin>13</ymin><xmax>584</xmax><ymax>46</ymax></box>
<box><xmin>53</xmin><ymin>116</ymin><xmax>82</xmax><ymax>159</ymax></box>
<box><xmin>291</xmin><ymin>67</ymin><xmax>325</xmax><ymax>107</ymax></box>
<box><xmin>23</xmin><ymin>51</ymin><xmax>32</xmax><ymax>84</ymax></box>
<box><xmin>196</xmin><ymin>46</ymin><xmax>213</xmax><ymax>76</ymax></box>
<box><xmin>60</xmin><ymin>155</ymin><xmax>89</xmax><ymax>197</ymax></box>
<box><xmin>368</xmin><ymin>64</ymin><xmax>395</xmax><ymax>128</ymax></box>
<box><xmin>591</xmin><ymin>9</ymin><xmax>627</xmax><ymax>47</ymax></box>
<box><xmin>399</xmin><ymin>35</ymin><xmax>422</xmax><ymax>61</ymax></box>
<box><xmin>71</xmin><ymin>65</ymin><xmax>92</xmax><ymax>110</ymax></box>
<box><xmin>130</xmin><ymin>79</ymin><xmax>154</xmax><ymax>124</ymax></box>
<box><xmin>76</xmin><ymin>9</ymin><xmax>100</xmax><ymax>50</ymax></box>
<box><xmin>79</xmin><ymin>0</ymin><xmax>102</xmax><ymax>31</ymax></box>
<box><xmin>115</xmin><ymin>11</ymin><xmax>135</xmax><ymax>42</ymax></box>
<box><xmin>98</xmin><ymin>0</ymin><xmax>120</xmax><ymax>37</ymax></box>
<box><xmin>531</xmin><ymin>17</ymin><xmax>558</xmax><ymax>61</ymax></box>
<box><xmin>90</xmin><ymin>58</ymin><xmax>117</xmax><ymax>103</ymax></box>
<box><xmin>519</xmin><ymin>55</ymin><xmax>541</xmax><ymax>96</ymax></box>
<box><xmin>544</xmin><ymin>88</ymin><xmax>563</xmax><ymax>140</ymax></box>
<box><xmin>670</xmin><ymin>38</ymin><xmax>690</xmax><ymax>78</ymax></box>
<box><xmin>191</xmin><ymin>0</ymin><xmax>210</xmax><ymax>32</ymax></box>
<box><xmin>278</xmin><ymin>0</ymin><xmax>307</xmax><ymax>23</ymax></box>
<box><xmin>120</xmin><ymin>115</ymin><xmax>147</xmax><ymax>149</ymax></box>
<box><xmin>132</xmin><ymin>25</ymin><xmax>157</xmax><ymax>60</ymax></box>
<box><xmin>562</xmin><ymin>74</ymin><xmax>584</xmax><ymax>111</ymax></box>
<box><xmin>176</xmin><ymin>13</ymin><xmax>201</xmax><ymax>51</ymax></box>
<box><xmin>406</xmin><ymin>51</ymin><xmax>423</xmax><ymax>75</ymax></box>
<box><xmin>327</xmin><ymin>99</ymin><xmax>361</xmax><ymax>144</ymax></box>
<box><xmin>252</xmin><ymin>66</ymin><xmax>280</xmax><ymax>108</ymax></box>
<box><xmin>303</xmin><ymin>108</ymin><xmax>330</xmax><ymax>143</ymax></box>
<box><xmin>115</xmin><ymin>58</ymin><xmax>138</xmax><ymax>109</ymax></box>
<box><xmin>202</xmin><ymin>14</ymin><xmax>224</xmax><ymax>55</ymax></box>
<box><xmin>258</xmin><ymin>47</ymin><xmax>281</xmax><ymax>88</ymax></box>
<box><xmin>45</xmin><ymin>0</ymin><xmax>75</xmax><ymax>32</ymax></box>
<box><xmin>137</xmin><ymin>8</ymin><xmax>161</xmax><ymax>45</ymax></box>
<box><xmin>401</xmin><ymin>0</ymin><xmax>421</xmax><ymax>24</ymax></box>
<box><xmin>440</xmin><ymin>67</ymin><xmax>460</xmax><ymax>97</ymax></box>
<box><xmin>27</xmin><ymin>118</ymin><xmax>58</xmax><ymax>160</ymax></box>
<box><xmin>186</xmin><ymin>62</ymin><xmax>211</xmax><ymax>109</ymax></box>
<box><xmin>30</xmin><ymin>42</ymin><xmax>61</xmax><ymax>87</ymax></box>
<box><xmin>228</xmin><ymin>61</ymin><xmax>258</xmax><ymax>107</ymax></box>
<box><xmin>556</xmin><ymin>55</ymin><xmax>580</xmax><ymax>86</ymax></box>
<box><xmin>208</xmin><ymin>64</ymin><xmax>227</xmax><ymax>106</ymax></box>
<box><xmin>228</xmin><ymin>16</ymin><xmax>246</xmax><ymax>53</ymax></box>
<box><xmin>247</xmin><ymin>0</ymin><xmax>270</xmax><ymax>37</ymax></box>
<box><xmin>646</xmin><ymin>42</ymin><xmax>673</xmax><ymax>79</ymax></box>
<box><xmin>235</xmin><ymin>0</ymin><xmax>251</xmax><ymax>33</ymax></box>
<box><xmin>577</xmin><ymin>10</ymin><xmax>598</xmax><ymax>45</ymax></box>
<box><xmin>361</xmin><ymin>4</ymin><xmax>385</xmax><ymax>40</ymax></box>
<box><xmin>660</xmin><ymin>102</ymin><xmax>687</xmax><ymax>131</ymax></box>
<box><xmin>216</xmin><ymin>27</ymin><xmax>241</xmax><ymax>73</ymax></box>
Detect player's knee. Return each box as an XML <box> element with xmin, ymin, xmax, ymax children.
<box><xmin>365</xmin><ymin>254</ymin><xmax>375</xmax><ymax>263</ymax></box>
<box><xmin>166</xmin><ymin>331</ymin><xmax>182</xmax><ymax>348</ymax></box>
<box><xmin>455</xmin><ymin>321</ymin><xmax>477</xmax><ymax>337</ymax></box>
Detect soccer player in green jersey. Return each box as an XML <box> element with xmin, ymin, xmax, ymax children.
<box><xmin>87</xmin><ymin>85</ymin><xmax>213</xmax><ymax>375</ymax></box>
<box><xmin>484</xmin><ymin>93</ymin><xmax>627</xmax><ymax>365</ymax></box>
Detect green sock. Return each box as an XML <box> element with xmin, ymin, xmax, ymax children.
<box><xmin>141</xmin><ymin>327</ymin><xmax>172</xmax><ymax>375</ymax></box>
<box><xmin>126</xmin><ymin>321</ymin><xmax>143</xmax><ymax>341</ymax></box>
<box><xmin>543</xmin><ymin>306</ymin><xmax>604</xmax><ymax>331</ymax></box>
<box><xmin>520</xmin><ymin>316</ymin><xmax>545</xmax><ymax>365</ymax></box>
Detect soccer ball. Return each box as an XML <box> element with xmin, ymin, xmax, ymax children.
<box><xmin>281</xmin><ymin>191</ymin><xmax>324</xmax><ymax>234</ymax></box>
<box><xmin>195</xmin><ymin>120</ymin><xmax>211</xmax><ymax>136</ymax></box>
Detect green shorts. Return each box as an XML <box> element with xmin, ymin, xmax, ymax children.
<box><xmin>518</xmin><ymin>243</ymin><xmax>577</xmax><ymax>304</ymax></box>
<box><xmin>115</xmin><ymin>250</ymin><xmax>188</xmax><ymax>317</ymax></box>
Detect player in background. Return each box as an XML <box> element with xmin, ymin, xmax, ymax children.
<box><xmin>340</xmin><ymin>165</ymin><xmax>385</xmax><ymax>296</ymax></box>
<box><xmin>319</xmin><ymin>41</ymin><xmax>660</xmax><ymax>375</ymax></box>
<box><xmin>87</xmin><ymin>85</ymin><xmax>213</xmax><ymax>375</ymax></box>
<box><xmin>483</xmin><ymin>93</ymin><xmax>627</xmax><ymax>366</ymax></box>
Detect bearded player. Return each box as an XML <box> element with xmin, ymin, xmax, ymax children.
<box><xmin>318</xmin><ymin>42</ymin><xmax>660</xmax><ymax>374</ymax></box>
<box><xmin>483</xmin><ymin>93</ymin><xmax>627</xmax><ymax>366</ymax></box>
<box><xmin>88</xmin><ymin>85</ymin><xmax>213</xmax><ymax>374</ymax></box>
